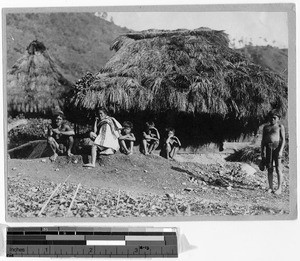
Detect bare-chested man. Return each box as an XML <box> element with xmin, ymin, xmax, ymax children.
<box><xmin>47</xmin><ymin>112</ymin><xmax>75</xmax><ymax>161</ymax></box>
<box><xmin>261</xmin><ymin>111</ymin><xmax>285</xmax><ymax>195</ymax></box>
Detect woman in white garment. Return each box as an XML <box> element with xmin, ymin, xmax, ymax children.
<box><xmin>83</xmin><ymin>107</ymin><xmax>122</xmax><ymax>168</ymax></box>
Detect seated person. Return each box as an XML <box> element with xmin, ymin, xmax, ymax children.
<box><xmin>47</xmin><ymin>112</ymin><xmax>75</xmax><ymax>161</ymax></box>
<box><xmin>141</xmin><ymin>121</ymin><xmax>160</xmax><ymax>155</ymax></box>
<box><xmin>83</xmin><ymin>107</ymin><xmax>122</xmax><ymax>168</ymax></box>
<box><xmin>119</xmin><ymin>121</ymin><xmax>136</xmax><ymax>155</ymax></box>
<box><xmin>161</xmin><ymin>127</ymin><xmax>181</xmax><ymax>159</ymax></box>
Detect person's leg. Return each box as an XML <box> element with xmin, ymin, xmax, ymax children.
<box><xmin>67</xmin><ymin>136</ymin><xmax>74</xmax><ymax>157</ymax></box>
<box><xmin>149</xmin><ymin>141</ymin><xmax>159</xmax><ymax>154</ymax></box>
<box><xmin>142</xmin><ymin>139</ymin><xmax>149</xmax><ymax>155</ymax></box>
<box><xmin>48</xmin><ymin>137</ymin><xmax>59</xmax><ymax>161</ymax></box>
<box><xmin>265</xmin><ymin>145</ymin><xmax>273</xmax><ymax>192</ymax></box>
<box><xmin>128</xmin><ymin>141</ymin><xmax>134</xmax><ymax>155</ymax></box>
<box><xmin>274</xmin><ymin>156</ymin><xmax>283</xmax><ymax>195</ymax></box>
<box><xmin>170</xmin><ymin>146</ymin><xmax>179</xmax><ymax>159</ymax></box>
<box><xmin>267</xmin><ymin>167</ymin><xmax>274</xmax><ymax>193</ymax></box>
<box><xmin>165</xmin><ymin>143</ymin><xmax>171</xmax><ymax>159</ymax></box>
<box><xmin>119</xmin><ymin>140</ymin><xmax>129</xmax><ymax>154</ymax></box>
<box><xmin>83</xmin><ymin>144</ymin><xmax>97</xmax><ymax>167</ymax></box>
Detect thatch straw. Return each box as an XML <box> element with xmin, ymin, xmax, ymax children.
<box><xmin>226</xmin><ymin>146</ymin><xmax>261</xmax><ymax>164</ymax></box>
<box><xmin>67</xmin><ymin>28</ymin><xmax>287</xmax><ymax>142</ymax></box>
<box><xmin>7</xmin><ymin>40</ymin><xmax>73</xmax><ymax>116</ymax></box>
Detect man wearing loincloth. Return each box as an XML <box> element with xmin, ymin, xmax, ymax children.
<box><xmin>261</xmin><ymin>111</ymin><xmax>285</xmax><ymax>195</ymax></box>
<box><xmin>47</xmin><ymin>112</ymin><xmax>75</xmax><ymax>161</ymax></box>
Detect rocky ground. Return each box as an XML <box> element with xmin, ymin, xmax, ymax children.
<box><xmin>7</xmin><ymin>151</ymin><xmax>290</xmax><ymax>219</ymax></box>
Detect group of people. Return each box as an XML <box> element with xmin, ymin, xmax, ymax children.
<box><xmin>47</xmin><ymin>108</ymin><xmax>285</xmax><ymax>195</ymax></box>
<box><xmin>47</xmin><ymin>108</ymin><xmax>181</xmax><ymax>167</ymax></box>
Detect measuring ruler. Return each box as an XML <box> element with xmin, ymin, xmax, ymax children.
<box><xmin>6</xmin><ymin>227</ymin><xmax>178</xmax><ymax>258</ymax></box>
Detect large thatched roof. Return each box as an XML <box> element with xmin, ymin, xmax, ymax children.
<box><xmin>69</xmin><ymin>28</ymin><xmax>287</xmax><ymax>126</ymax></box>
<box><xmin>7</xmin><ymin>40</ymin><xmax>73</xmax><ymax>116</ymax></box>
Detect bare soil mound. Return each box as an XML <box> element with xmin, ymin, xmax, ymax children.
<box><xmin>7</xmin><ymin>152</ymin><xmax>290</xmax><ymax>219</ymax></box>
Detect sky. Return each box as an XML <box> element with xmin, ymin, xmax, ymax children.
<box><xmin>109</xmin><ymin>12</ymin><xmax>288</xmax><ymax>48</ymax></box>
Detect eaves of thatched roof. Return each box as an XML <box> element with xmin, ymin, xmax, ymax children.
<box><xmin>7</xmin><ymin>40</ymin><xmax>73</xmax><ymax>115</ymax></box>
<box><xmin>69</xmin><ymin>28</ymin><xmax>287</xmax><ymax>124</ymax></box>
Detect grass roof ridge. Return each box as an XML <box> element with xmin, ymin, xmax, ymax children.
<box><xmin>69</xmin><ymin>26</ymin><xmax>288</xmax><ymax>135</ymax></box>
<box><xmin>110</xmin><ymin>27</ymin><xmax>229</xmax><ymax>51</ymax></box>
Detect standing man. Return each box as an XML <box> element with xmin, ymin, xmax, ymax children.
<box><xmin>47</xmin><ymin>111</ymin><xmax>75</xmax><ymax>161</ymax></box>
<box><xmin>261</xmin><ymin>111</ymin><xmax>285</xmax><ymax>195</ymax></box>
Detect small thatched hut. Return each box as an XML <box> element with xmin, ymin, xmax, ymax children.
<box><xmin>7</xmin><ymin>40</ymin><xmax>73</xmax><ymax>117</ymax></box>
<box><xmin>68</xmin><ymin>28</ymin><xmax>287</xmax><ymax>147</ymax></box>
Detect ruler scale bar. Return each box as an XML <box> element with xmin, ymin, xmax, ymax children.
<box><xmin>125</xmin><ymin>236</ymin><xmax>165</xmax><ymax>241</ymax></box>
<box><xmin>86</xmin><ymin>240</ymin><xmax>126</xmax><ymax>246</ymax></box>
<box><xmin>7</xmin><ymin>227</ymin><xmax>178</xmax><ymax>258</ymax></box>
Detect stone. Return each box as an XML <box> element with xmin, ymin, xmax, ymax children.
<box><xmin>240</xmin><ymin>163</ymin><xmax>256</xmax><ymax>176</ymax></box>
<box><xmin>165</xmin><ymin>193</ymin><xmax>174</xmax><ymax>198</ymax></box>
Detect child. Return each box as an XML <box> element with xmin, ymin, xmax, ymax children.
<box><xmin>119</xmin><ymin>121</ymin><xmax>136</xmax><ymax>155</ymax></box>
<box><xmin>161</xmin><ymin>127</ymin><xmax>181</xmax><ymax>159</ymax></box>
<box><xmin>141</xmin><ymin>121</ymin><xmax>160</xmax><ymax>155</ymax></box>
<box><xmin>261</xmin><ymin>111</ymin><xmax>285</xmax><ymax>195</ymax></box>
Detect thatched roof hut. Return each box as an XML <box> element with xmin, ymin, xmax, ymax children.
<box><xmin>68</xmin><ymin>28</ymin><xmax>287</xmax><ymax>146</ymax></box>
<box><xmin>7</xmin><ymin>40</ymin><xmax>73</xmax><ymax>117</ymax></box>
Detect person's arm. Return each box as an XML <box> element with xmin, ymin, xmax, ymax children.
<box><xmin>129</xmin><ymin>133</ymin><xmax>136</xmax><ymax>141</ymax></box>
<box><xmin>118</xmin><ymin>134</ymin><xmax>127</xmax><ymax>140</ymax></box>
<box><xmin>261</xmin><ymin>126</ymin><xmax>266</xmax><ymax>159</ymax></box>
<box><xmin>143</xmin><ymin>131</ymin><xmax>151</xmax><ymax>139</ymax></box>
<box><xmin>165</xmin><ymin>136</ymin><xmax>171</xmax><ymax>144</ymax></box>
<box><xmin>93</xmin><ymin>118</ymin><xmax>98</xmax><ymax>134</ymax></box>
<box><xmin>174</xmin><ymin>136</ymin><xmax>181</xmax><ymax>147</ymax></box>
<box><xmin>278</xmin><ymin>125</ymin><xmax>285</xmax><ymax>158</ymax></box>
<box><xmin>58</xmin><ymin>125</ymin><xmax>75</xmax><ymax>136</ymax></box>
<box><xmin>47</xmin><ymin>125</ymin><xmax>53</xmax><ymax>137</ymax></box>
<box><xmin>153</xmin><ymin>127</ymin><xmax>160</xmax><ymax>140</ymax></box>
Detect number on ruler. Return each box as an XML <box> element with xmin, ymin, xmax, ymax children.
<box><xmin>140</xmin><ymin>246</ymin><xmax>150</xmax><ymax>250</ymax></box>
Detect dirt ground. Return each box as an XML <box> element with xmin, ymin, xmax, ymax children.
<box><xmin>6</xmin><ymin>147</ymin><xmax>290</xmax><ymax>219</ymax></box>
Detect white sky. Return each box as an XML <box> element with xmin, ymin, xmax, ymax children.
<box><xmin>109</xmin><ymin>12</ymin><xmax>288</xmax><ymax>48</ymax></box>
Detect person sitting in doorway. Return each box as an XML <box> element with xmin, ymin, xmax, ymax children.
<box><xmin>161</xmin><ymin>127</ymin><xmax>181</xmax><ymax>159</ymax></box>
<box><xmin>119</xmin><ymin>121</ymin><xmax>136</xmax><ymax>155</ymax></box>
<box><xmin>83</xmin><ymin>107</ymin><xmax>122</xmax><ymax>168</ymax></box>
<box><xmin>141</xmin><ymin>121</ymin><xmax>160</xmax><ymax>155</ymax></box>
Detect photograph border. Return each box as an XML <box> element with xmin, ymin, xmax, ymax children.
<box><xmin>3</xmin><ymin>3</ymin><xmax>297</xmax><ymax>222</ymax></box>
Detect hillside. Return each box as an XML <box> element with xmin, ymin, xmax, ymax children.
<box><xmin>5</xmin><ymin>12</ymin><xmax>129</xmax><ymax>82</ymax></box>
<box><xmin>6</xmin><ymin>13</ymin><xmax>288</xmax><ymax>83</ymax></box>
<box><xmin>239</xmin><ymin>45</ymin><xmax>288</xmax><ymax>78</ymax></box>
